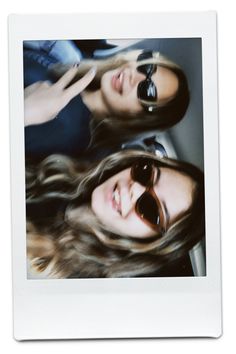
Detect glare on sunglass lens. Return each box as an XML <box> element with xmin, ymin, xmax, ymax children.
<box><xmin>131</xmin><ymin>160</ymin><xmax>153</xmax><ymax>186</ymax></box>
<box><xmin>136</xmin><ymin>51</ymin><xmax>158</xmax><ymax>106</ymax></box>
<box><xmin>137</xmin><ymin>63</ymin><xmax>156</xmax><ymax>77</ymax></box>
<box><xmin>137</xmin><ymin>80</ymin><xmax>157</xmax><ymax>102</ymax></box>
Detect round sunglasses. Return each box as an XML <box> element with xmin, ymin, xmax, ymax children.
<box><xmin>130</xmin><ymin>159</ymin><xmax>167</xmax><ymax>234</ymax></box>
<box><xmin>136</xmin><ymin>51</ymin><xmax>158</xmax><ymax>112</ymax></box>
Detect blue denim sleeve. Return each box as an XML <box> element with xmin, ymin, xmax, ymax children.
<box><xmin>24</xmin><ymin>41</ymin><xmax>91</xmax><ymax>158</ymax></box>
<box><xmin>23</xmin><ymin>40</ymin><xmax>82</xmax><ymax>64</ymax></box>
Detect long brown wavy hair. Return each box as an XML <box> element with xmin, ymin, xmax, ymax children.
<box><xmin>50</xmin><ymin>50</ymin><xmax>190</xmax><ymax>150</ymax></box>
<box><xmin>26</xmin><ymin>150</ymin><xmax>205</xmax><ymax>279</ymax></box>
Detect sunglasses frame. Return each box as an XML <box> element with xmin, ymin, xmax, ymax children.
<box><xmin>130</xmin><ymin>160</ymin><xmax>166</xmax><ymax>234</ymax></box>
<box><xmin>136</xmin><ymin>51</ymin><xmax>158</xmax><ymax>111</ymax></box>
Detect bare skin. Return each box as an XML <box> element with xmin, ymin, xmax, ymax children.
<box><xmin>24</xmin><ymin>59</ymin><xmax>179</xmax><ymax>126</ymax></box>
<box><xmin>91</xmin><ymin>166</ymin><xmax>195</xmax><ymax>238</ymax></box>
<box><xmin>24</xmin><ymin>66</ymin><xmax>96</xmax><ymax>127</ymax></box>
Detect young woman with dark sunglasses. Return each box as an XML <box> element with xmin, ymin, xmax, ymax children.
<box><xmin>26</xmin><ymin>149</ymin><xmax>205</xmax><ymax>279</ymax></box>
<box><xmin>24</xmin><ymin>42</ymin><xmax>189</xmax><ymax>159</ymax></box>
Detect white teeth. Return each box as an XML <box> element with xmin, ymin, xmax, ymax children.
<box><xmin>114</xmin><ymin>188</ymin><xmax>120</xmax><ymax>207</ymax></box>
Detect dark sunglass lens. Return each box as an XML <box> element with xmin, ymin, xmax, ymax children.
<box><xmin>136</xmin><ymin>192</ymin><xmax>160</xmax><ymax>226</ymax></box>
<box><xmin>137</xmin><ymin>64</ymin><xmax>155</xmax><ymax>76</ymax></box>
<box><xmin>138</xmin><ymin>80</ymin><xmax>157</xmax><ymax>102</ymax></box>
<box><xmin>137</xmin><ymin>51</ymin><xmax>153</xmax><ymax>62</ymax></box>
<box><xmin>132</xmin><ymin>161</ymin><xmax>153</xmax><ymax>186</ymax></box>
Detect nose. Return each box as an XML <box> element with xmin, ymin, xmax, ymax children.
<box><xmin>124</xmin><ymin>66</ymin><xmax>146</xmax><ymax>90</ymax></box>
<box><xmin>121</xmin><ymin>181</ymin><xmax>146</xmax><ymax>218</ymax></box>
<box><xmin>132</xmin><ymin>68</ymin><xmax>147</xmax><ymax>87</ymax></box>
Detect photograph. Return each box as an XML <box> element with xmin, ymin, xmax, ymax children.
<box><xmin>9</xmin><ymin>12</ymin><xmax>222</xmax><ymax>340</ymax></box>
<box><xmin>24</xmin><ymin>38</ymin><xmax>206</xmax><ymax>279</ymax></box>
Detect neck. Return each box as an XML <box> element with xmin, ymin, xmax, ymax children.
<box><xmin>81</xmin><ymin>90</ymin><xmax>109</xmax><ymax>119</ymax></box>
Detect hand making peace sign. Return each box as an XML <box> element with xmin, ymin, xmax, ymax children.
<box><xmin>24</xmin><ymin>66</ymin><xmax>96</xmax><ymax>127</ymax></box>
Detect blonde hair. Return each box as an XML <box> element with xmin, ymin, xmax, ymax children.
<box><xmin>26</xmin><ymin>150</ymin><xmax>205</xmax><ymax>278</ymax></box>
<box><xmin>51</xmin><ymin>50</ymin><xmax>179</xmax><ymax>82</ymax></box>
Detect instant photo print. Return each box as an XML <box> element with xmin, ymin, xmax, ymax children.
<box><xmin>9</xmin><ymin>12</ymin><xmax>222</xmax><ymax>340</ymax></box>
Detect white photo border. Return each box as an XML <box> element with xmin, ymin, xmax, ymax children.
<box><xmin>9</xmin><ymin>12</ymin><xmax>222</xmax><ymax>340</ymax></box>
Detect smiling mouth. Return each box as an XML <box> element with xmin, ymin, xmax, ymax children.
<box><xmin>111</xmin><ymin>71</ymin><xmax>124</xmax><ymax>94</ymax></box>
<box><xmin>112</xmin><ymin>183</ymin><xmax>122</xmax><ymax>215</ymax></box>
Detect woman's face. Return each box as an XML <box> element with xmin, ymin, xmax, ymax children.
<box><xmin>100</xmin><ymin>60</ymin><xmax>179</xmax><ymax>116</ymax></box>
<box><xmin>91</xmin><ymin>164</ymin><xmax>196</xmax><ymax>238</ymax></box>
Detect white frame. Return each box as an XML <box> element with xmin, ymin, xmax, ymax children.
<box><xmin>8</xmin><ymin>12</ymin><xmax>222</xmax><ymax>340</ymax></box>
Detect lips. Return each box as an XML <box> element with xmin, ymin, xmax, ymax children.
<box><xmin>111</xmin><ymin>71</ymin><xmax>124</xmax><ymax>94</ymax></box>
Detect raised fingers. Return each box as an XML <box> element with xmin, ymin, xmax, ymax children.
<box><xmin>64</xmin><ymin>67</ymin><xmax>97</xmax><ymax>100</ymax></box>
<box><xmin>54</xmin><ymin>65</ymin><xmax>80</xmax><ymax>90</ymax></box>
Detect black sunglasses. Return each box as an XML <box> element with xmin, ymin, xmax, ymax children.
<box><xmin>131</xmin><ymin>159</ymin><xmax>166</xmax><ymax>233</ymax></box>
<box><xmin>136</xmin><ymin>51</ymin><xmax>158</xmax><ymax>111</ymax></box>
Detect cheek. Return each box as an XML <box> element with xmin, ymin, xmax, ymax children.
<box><xmin>115</xmin><ymin>213</ymin><xmax>155</xmax><ymax>239</ymax></box>
<box><xmin>101</xmin><ymin>70</ymin><xmax>111</xmax><ymax>88</ymax></box>
<box><xmin>91</xmin><ymin>185</ymin><xmax>105</xmax><ymax>219</ymax></box>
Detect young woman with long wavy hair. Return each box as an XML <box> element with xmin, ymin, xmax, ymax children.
<box><xmin>26</xmin><ymin>149</ymin><xmax>205</xmax><ymax>279</ymax></box>
<box><xmin>24</xmin><ymin>41</ymin><xmax>190</xmax><ymax>158</ymax></box>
